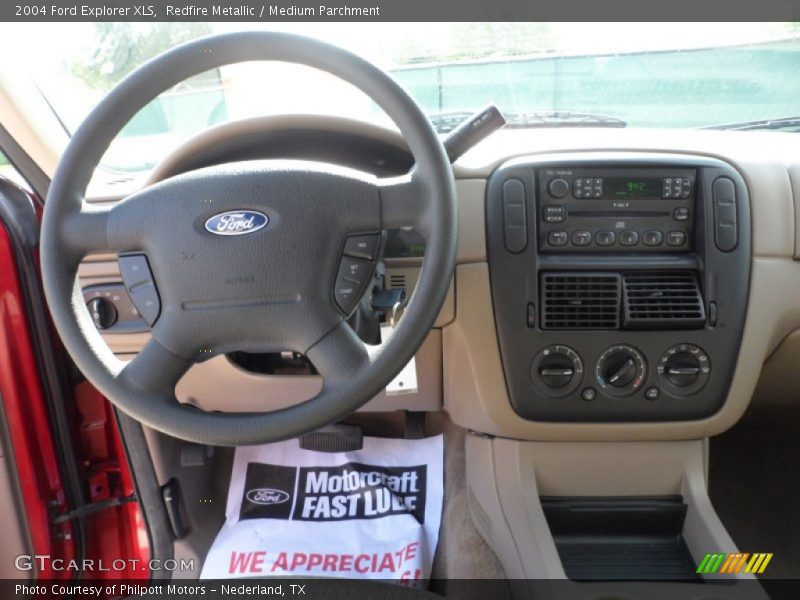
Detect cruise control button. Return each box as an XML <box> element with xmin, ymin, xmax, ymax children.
<box><xmin>548</xmin><ymin>231</ymin><xmax>568</xmax><ymax>246</ymax></box>
<box><xmin>128</xmin><ymin>282</ymin><xmax>161</xmax><ymax>326</ymax></box>
<box><xmin>642</xmin><ymin>230</ymin><xmax>664</xmax><ymax>246</ymax></box>
<box><xmin>619</xmin><ymin>230</ymin><xmax>639</xmax><ymax>246</ymax></box>
<box><xmin>666</xmin><ymin>231</ymin><xmax>687</xmax><ymax>246</ymax></box>
<box><xmin>343</xmin><ymin>234</ymin><xmax>380</xmax><ymax>260</ymax></box>
<box><xmin>118</xmin><ymin>254</ymin><xmax>152</xmax><ymax>288</ymax></box>
<box><xmin>334</xmin><ymin>257</ymin><xmax>373</xmax><ymax>314</ymax></box>
<box><xmin>595</xmin><ymin>231</ymin><xmax>616</xmax><ymax>246</ymax></box>
<box><xmin>571</xmin><ymin>230</ymin><xmax>592</xmax><ymax>246</ymax></box>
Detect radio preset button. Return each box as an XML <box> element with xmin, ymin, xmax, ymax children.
<box><xmin>666</xmin><ymin>231</ymin><xmax>687</xmax><ymax>246</ymax></box>
<box><xmin>619</xmin><ymin>230</ymin><xmax>640</xmax><ymax>246</ymax></box>
<box><xmin>571</xmin><ymin>230</ymin><xmax>592</xmax><ymax>246</ymax></box>
<box><xmin>643</xmin><ymin>230</ymin><xmax>664</xmax><ymax>246</ymax></box>
<box><xmin>548</xmin><ymin>178</ymin><xmax>570</xmax><ymax>199</ymax></box>
<box><xmin>595</xmin><ymin>231</ymin><xmax>616</xmax><ymax>246</ymax></box>
<box><xmin>548</xmin><ymin>231</ymin><xmax>568</xmax><ymax>246</ymax></box>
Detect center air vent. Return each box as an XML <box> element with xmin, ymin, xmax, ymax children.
<box><xmin>622</xmin><ymin>271</ymin><xmax>705</xmax><ymax>329</ymax></box>
<box><xmin>541</xmin><ymin>273</ymin><xmax>621</xmax><ymax>330</ymax></box>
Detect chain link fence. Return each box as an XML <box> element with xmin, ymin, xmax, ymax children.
<box><xmin>392</xmin><ymin>39</ymin><xmax>800</xmax><ymax>128</ymax></box>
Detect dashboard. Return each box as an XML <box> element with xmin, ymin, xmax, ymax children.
<box><xmin>78</xmin><ymin>117</ymin><xmax>800</xmax><ymax>441</ymax></box>
<box><xmin>486</xmin><ymin>153</ymin><xmax>750</xmax><ymax>422</ymax></box>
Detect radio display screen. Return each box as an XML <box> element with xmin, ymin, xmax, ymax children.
<box><xmin>604</xmin><ymin>177</ymin><xmax>662</xmax><ymax>199</ymax></box>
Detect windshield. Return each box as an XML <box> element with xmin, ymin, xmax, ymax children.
<box><xmin>5</xmin><ymin>22</ymin><xmax>800</xmax><ymax>173</ymax></box>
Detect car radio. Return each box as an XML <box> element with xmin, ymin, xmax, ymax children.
<box><xmin>487</xmin><ymin>154</ymin><xmax>750</xmax><ymax>423</ymax></box>
<box><xmin>537</xmin><ymin>167</ymin><xmax>695</xmax><ymax>252</ymax></box>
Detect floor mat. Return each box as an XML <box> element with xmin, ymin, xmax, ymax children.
<box><xmin>709</xmin><ymin>397</ymin><xmax>800</xmax><ymax>579</ymax></box>
<box><xmin>200</xmin><ymin>435</ymin><xmax>443</xmax><ymax>586</ymax></box>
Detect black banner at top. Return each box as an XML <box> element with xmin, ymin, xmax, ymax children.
<box><xmin>3</xmin><ymin>0</ymin><xmax>800</xmax><ymax>22</ymax></box>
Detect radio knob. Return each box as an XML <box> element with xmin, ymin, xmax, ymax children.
<box><xmin>548</xmin><ymin>178</ymin><xmax>570</xmax><ymax>199</ymax></box>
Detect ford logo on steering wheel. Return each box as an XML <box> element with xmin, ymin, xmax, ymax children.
<box><xmin>204</xmin><ymin>210</ymin><xmax>269</xmax><ymax>236</ymax></box>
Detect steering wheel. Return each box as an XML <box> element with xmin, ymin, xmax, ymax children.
<box><xmin>40</xmin><ymin>32</ymin><xmax>457</xmax><ymax>446</ymax></box>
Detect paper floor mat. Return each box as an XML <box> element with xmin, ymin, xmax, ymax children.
<box><xmin>200</xmin><ymin>435</ymin><xmax>443</xmax><ymax>586</ymax></box>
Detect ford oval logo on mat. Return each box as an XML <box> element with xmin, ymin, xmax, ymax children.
<box><xmin>204</xmin><ymin>210</ymin><xmax>268</xmax><ymax>236</ymax></box>
<box><xmin>246</xmin><ymin>488</ymin><xmax>290</xmax><ymax>506</ymax></box>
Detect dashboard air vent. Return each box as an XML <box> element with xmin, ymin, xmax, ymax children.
<box><xmin>387</xmin><ymin>273</ymin><xmax>407</xmax><ymax>290</ymax></box>
<box><xmin>622</xmin><ymin>271</ymin><xmax>705</xmax><ymax>329</ymax></box>
<box><xmin>541</xmin><ymin>273</ymin><xmax>621</xmax><ymax>330</ymax></box>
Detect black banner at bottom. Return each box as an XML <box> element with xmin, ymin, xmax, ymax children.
<box><xmin>5</xmin><ymin>578</ymin><xmax>800</xmax><ymax>600</ymax></box>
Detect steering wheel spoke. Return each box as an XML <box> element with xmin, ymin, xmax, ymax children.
<box><xmin>378</xmin><ymin>172</ymin><xmax>430</xmax><ymax>233</ymax></box>
<box><xmin>306</xmin><ymin>321</ymin><xmax>373</xmax><ymax>385</ymax></box>
<box><xmin>118</xmin><ymin>337</ymin><xmax>193</xmax><ymax>398</ymax></box>
<box><xmin>61</xmin><ymin>198</ymin><xmax>153</xmax><ymax>259</ymax></box>
<box><xmin>58</xmin><ymin>204</ymin><xmax>116</xmax><ymax>259</ymax></box>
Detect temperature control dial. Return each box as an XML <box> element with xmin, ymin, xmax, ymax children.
<box><xmin>658</xmin><ymin>344</ymin><xmax>710</xmax><ymax>396</ymax></box>
<box><xmin>596</xmin><ymin>345</ymin><xmax>647</xmax><ymax>397</ymax></box>
<box><xmin>530</xmin><ymin>345</ymin><xmax>583</xmax><ymax>398</ymax></box>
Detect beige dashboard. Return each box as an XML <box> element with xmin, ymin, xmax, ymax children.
<box><xmin>78</xmin><ymin>118</ymin><xmax>800</xmax><ymax>442</ymax></box>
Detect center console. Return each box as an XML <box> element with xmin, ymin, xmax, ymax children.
<box><xmin>486</xmin><ymin>153</ymin><xmax>750</xmax><ymax>422</ymax></box>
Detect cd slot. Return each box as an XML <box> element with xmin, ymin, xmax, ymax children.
<box><xmin>569</xmin><ymin>210</ymin><xmax>671</xmax><ymax>218</ymax></box>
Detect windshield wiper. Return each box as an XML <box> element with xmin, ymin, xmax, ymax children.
<box><xmin>701</xmin><ymin>116</ymin><xmax>800</xmax><ymax>132</ymax></box>
<box><xmin>430</xmin><ymin>110</ymin><xmax>627</xmax><ymax>133</ymax></box>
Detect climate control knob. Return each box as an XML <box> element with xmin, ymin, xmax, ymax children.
<box><xmin>530</xmin><ymin>345</ymin><xmax>583</xmax><ymax>397</ymax></box>
<box><xmin>658</xmin><ymin>344</ymin><xmax>710</xmax><ymax>395</ymax></box>
<box><xmin>596</xmin><ymin>345</ymin><xmax>647</xmax><ymax>396</ymax></box>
